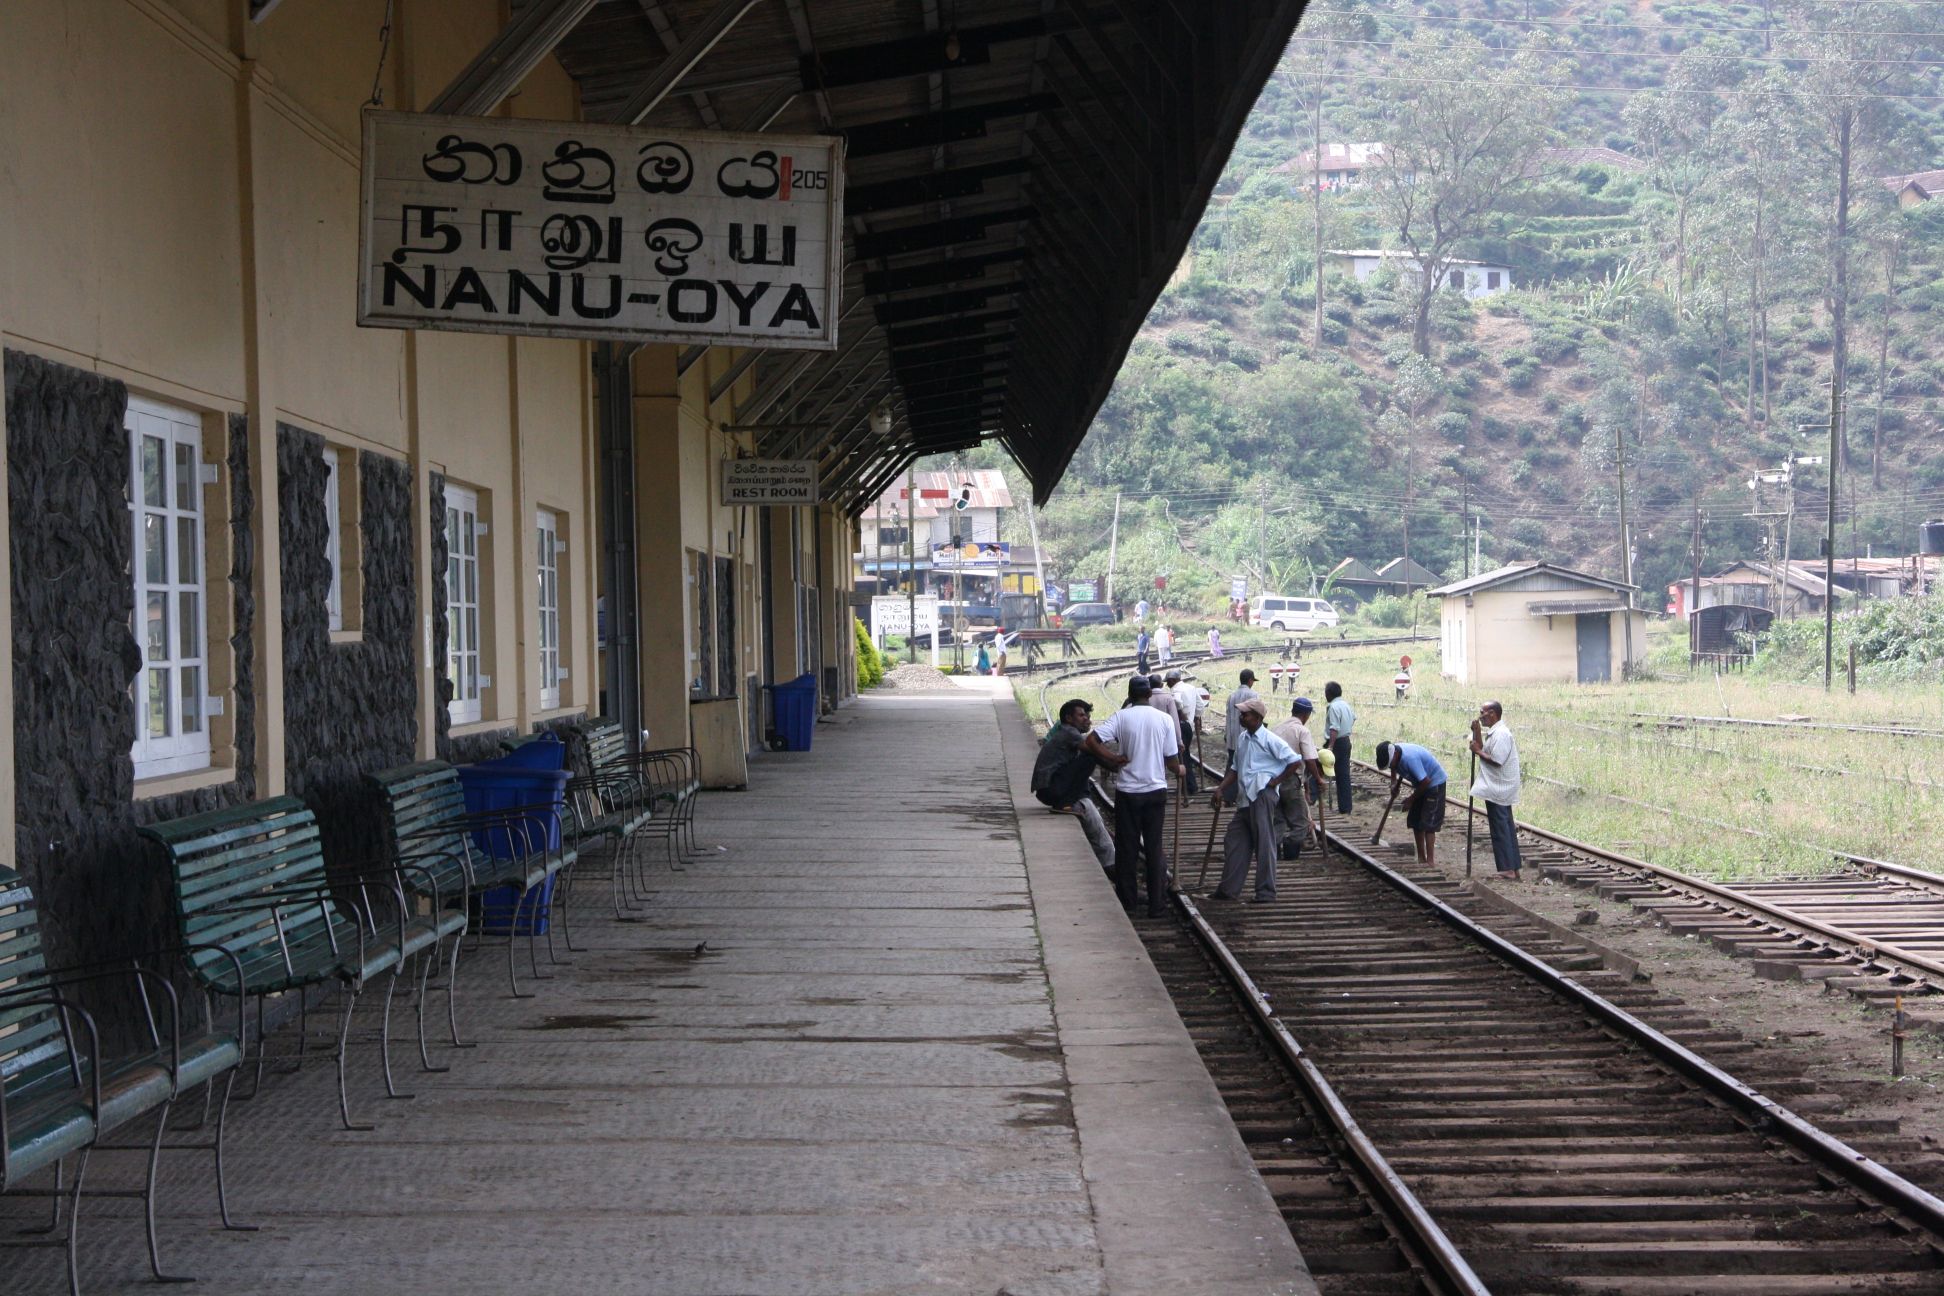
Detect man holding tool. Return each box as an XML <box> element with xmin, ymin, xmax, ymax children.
<box><xmin>1373</xmin><ymin>739</ymin><xmax>1448</xmax><ymax>867</ymax></box>
<box><xmin>1208</xmin><ymin>698</ymin><xmax>1300</xmax><ymax>904</ymax></box>
<box><xmin>1272</xmin><ymin>697</ymin><xmax>1326</xmax><ymax>851</ymax></box>
<box><xmin>1469</xmin><ymin>701</ymin><xmax>1524</xmax><ymax>881</ymax></box>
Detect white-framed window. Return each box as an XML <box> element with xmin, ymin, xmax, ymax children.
<box><xmin>535</xmin><ymin>508</ymin><xmax>562</xmax><ymax>710</ymax></box>
<box><xmin>128</xmin><ymin>397</ymin><xmax>211</xmax><ymax>779</ymax></box>
<box><xmin>323</xmin><ymin>448</ymin><xmax>343</xmax><ymax>632</ymax></box>
<box><xmin>444</xmin><ymin>483</ymin><xmax>483</xmax><ymax>725</ymax></box>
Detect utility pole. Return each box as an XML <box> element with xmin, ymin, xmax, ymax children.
<box><xmin>1258</xmin><ymin>485</ymin><xmax>1269</xmax><ymax>592</ymax></box>
<box><xmin>1312</xmin><ymin>98</ymin><xmax>1325</xmax><ymax>349</ymax></box>
<box><xmin>1690</xmin><ymin>498</ymin><xmax>1703</xmax><ymax>660</ymax></box>
<box><xmin>905</xmin><ymin>463</ymin><xmax>917</xmax><ymax>666</ymax></box>
<box><xmin>1613</xmin><ymin>417</ymin><xmax>1634</xmax><ymax>676</ymax></box>
<box><xmin>1823</xmin><ymin>356</ymin><xmax>1844</xmax><ymax>690</ymax></box>
<box><xmin>1461</xmin><ymin>482</ymin><xmax>1472</xmax><ymax>579</ymax></box>
<box><xmin>1024</xmin><ymin>493</ymin><xmax>1048</xmax><ymax>626</ymax></box>
<box><xmin>1104</xmin><ymin>490</ymin><xmax>1122</xmax><ymax>607</ymax></box>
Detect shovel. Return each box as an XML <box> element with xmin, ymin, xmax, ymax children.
<box><xmin>1370</xmin><ymin>779</ymin><xmax>1403</xmax><ymax>848</ymax></box>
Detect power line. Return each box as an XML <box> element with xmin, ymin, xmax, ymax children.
<box><xmin>1289</xmin><ymin>31</ymin><xmax>1944</xmax><ymax>72</ymax></box>
<box><xmin>1296</xmin><ymin>4</ymin><xmax>1944</xmax><ymax>43</ymax></box>
<box><xmin>1286</xmin><ymin>66</ymin><xmax>1944</xmax><ymax>101</ymax></box>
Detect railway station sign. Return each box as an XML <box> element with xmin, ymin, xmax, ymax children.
<box><xmin>358</xmin><ymin>111</ymin><xmax>844</xmax><ymax>350</ymax></box>
<box><xmin>1068</xmin><ymin>580</ymin><xmax>1097</xmax><ymax>602</ymax></box>
<box><xmin>870</xmin><ymin>594</ymin><xmax>938</xmax><ymax>641</ymax></box>
<box><xmin>720</xmin><ymin>459</ymin><xmax>819</xmax><ymax>506</ymax></box>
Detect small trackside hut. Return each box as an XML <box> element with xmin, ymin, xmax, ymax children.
<box><xmin>1430</xmin><ymin>562</ymin><xmax>1649</xmax><ymax>686</ymax></box>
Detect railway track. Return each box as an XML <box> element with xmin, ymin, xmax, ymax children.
<box><xmin>1031</xmin><ymin>658</ymin><xmax>1944</xmax><ymax>1293</ymax></box>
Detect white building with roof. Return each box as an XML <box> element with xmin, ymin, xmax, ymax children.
<box><xmin>1427</xmin><ymin>562</ymin><xmax>1648</xmax><ymax>685</ymax></box>
<box><xmin>1325</xmin><ymin>250</ymin><xmax>1514</xmax><ymax>300</ymax></box>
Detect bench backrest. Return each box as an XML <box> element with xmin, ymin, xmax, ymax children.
<box><xmin>367</xmin><ymin>761</ymin><xmax>476</xmax><ymax>895</ymax></box>
<box><xmin>582</xmin><ymin>719</ymin><xmax>628</xmax><ymax>772</ymax></box>
<box><xmin>139</xmin><ymin>797</ymin><xmax>335</xmax><ymax>987</ymax></box>
<box><xmin>0</xmin><ymin>868</ymin><xmax>68</xmax><ymax>1101</ymax></box>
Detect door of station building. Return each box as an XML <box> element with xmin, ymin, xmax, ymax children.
<box><xmin>1575</xmin><ymin>613</ymin><xmax>1611</xmax><ymax>684</ymax></box>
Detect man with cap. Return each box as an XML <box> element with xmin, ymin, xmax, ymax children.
<box><xmin>1222</xmin><ymin>670</ymin><xmax>1262</xmax><ymax>803</ymax></box>
<box><xmin>1469</xmin><ymin>701</ymin><xmax>1524</xmax><ymax>880</ymax></box>
<box><xmin>1166</xmin><ymin>670</ymin><xmax>1200</xmax><ymax>795</ymax></box>
<box><xmin>1273</xmin><ymin>697</ymin><xmax>1325</xmax><ymax>844</ymax></box>
<box><xmin>1375</xmin><ymin>739</ymin><xmax>1448</xmax><ymax>867</ymax></box>
<box><xmin>1209</xmin><ymin>696</ymin><xmax>1299</xmax><ymax>903</ymax></box>
<box><xmin>1083</xmin><ymin>676</ymin><xmax>1181</xmax><ymax>918</ymax></box>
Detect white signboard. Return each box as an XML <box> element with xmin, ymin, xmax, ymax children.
<box><xmin>721</xmin><ymin>459</ymin><xmax>819</xmax><ymax>506</ymax></box>
<box><xmin>871</xmin><ymin>594</ymin><xmax>939</xmax><ymax>640</ymax></box>
<box><xmin>930</xmin><ymin>541</ymin><xmax>1012</xmax><ymax>570</ymax></box>
<box><xmin>358</xmin><ymin>111</ymin><xmax>844</xmax><ymax>350</ymax></box>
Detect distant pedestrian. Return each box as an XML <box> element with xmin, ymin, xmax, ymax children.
<box><xmin>1084</xmin><ymin>677</ymin><xmax>1181</xmax><ymax>918</ymax></box>
<box><xmin>993</xmin><ymin>628</ymin><xmax>1017</xmax><ymax>675</ymax></box>
<box><xmin>975</xmin><ymin>642</ymin><xmax>992</xmax><ymax>675</ymax></box>
<box><xmin>1032</xmin><ymin>698</ymin><xmax>1115</xmax><ymax>872</ymax></box>
<box><xmin>1222</xmin><ymin>670</ymin><xmax>1261</xmax><ymax>805</ymax></box>
<box><xmin>1167</xmin><ymin>670</ymin><xmax>1200</xmax><ymax>795</ymax></box>
<box><xmin>1209</xmin><ymin>698</ymin><xmax>1298</xmax><ymax>904</ymax></box>
<box><xmin>1374</xmin><ymin>740</ymin><xmax>1448</xmax><ymax>867</ymax></box>
<box><xmin>1272</xmin><ymin>697</ymin><xmax>1324</xmax><ymax>845</ymax></box>
<box><xmin>1157</xmin><ymin>623</ymin><xmax>1174</xmax><ymax>666</ymax></box>
<box><xmin>1207</xmin><ymin>626</ymin><xmax>1224</xmax><ymax>657</ymax></box>
<box><xmin>1135</xmin><ymin>598</ymin><xmax>1151</xmax><ymax>622</ymax></box>
<box><xmin>1135</xmin><ymin>627</ymin><xmax>1152</xmax><ymax>675</ymax></box>
<box><xmin>1469</xmin><ymin>701</ymin><xmax>1524</xmax><ymax>881</ymax></box>
<box><xmin>1324</xmin><ymin>681</ymin><xmax>1355</xmax><ymax>815</ymax></box>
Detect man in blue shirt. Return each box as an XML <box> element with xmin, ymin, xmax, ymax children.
<box><xmin>1208</xmin><ymin>697</ymin><xmax>1300</xmax><ymax>903</ymax></box>
<box><xmin>1374</xmin><ymin>739</ymin><xmax>1449</xmax><ymax>867</ymax></box>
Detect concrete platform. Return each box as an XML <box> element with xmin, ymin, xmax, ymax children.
<box><xmin>6</xmin><ymin>690</ymin><xmax>1312</xmax><ymax>1295</ymax></box>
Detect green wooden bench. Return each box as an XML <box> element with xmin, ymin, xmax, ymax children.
<box><xmin>138</xmin><ymin>797</ymin><xmax>461</xmax><ymax>1131</ymax></box>
<box><xmin>1</xmin><ymin>866</ymin><xmax>247</xmax><ymax>1292</ymax></box>
<box><xmin>586</xmin><ymin>721</ymin><xmax>699</xmax><ymax>852</ymax></box>
<box><xmin>368</xmin><ymin>761</ymin><xmax>577</xmax><ymax>1010</ymax></box>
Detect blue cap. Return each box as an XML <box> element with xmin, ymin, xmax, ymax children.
<box><xmin>1293</xmin><ymin>696</ymin><xmax>1314</xmax><ymax>712</ymax></box>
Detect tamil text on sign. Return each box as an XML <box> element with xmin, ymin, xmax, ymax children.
<box><xmin>359</xmin><ymin>112</ymin><xmax>843</xmax><ymax>350</ymax></box>
<box><xmin>871</xmin><ymin>595</ymin><xmax>939</xmax><ymax>641</ymax></box>
<box><xmin>721</xmin><ymin>459</ymin><xmax>819</xmax><ymax>506</ymax></box>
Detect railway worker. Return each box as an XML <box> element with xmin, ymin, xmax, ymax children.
<box><xmin>1083</xmin><ymin>676</ymin><xmax>1182</xmax><ymax>919</ymax></box>
<box><xmin>1208</xmin><ymin>697</ymin><xmax>1299</xmax><ymax>904</ymax></box>
<box><xmin>1222</xmin><ymin>670</ymin><xmax>1262</xmax><ymax>802</ymax></box>
<box><xmin>1167</xmin><ymin>670</ymin><xmax>1201</xmax><ymax>795</ymax></box>
<box><xmin>1469</xmin><ymin>701</ymin><xmax>1524</xmax><ymax>881</ymax></box>
<box><xmin>1146</xmin><ymin>673</ymin><xmax>1181</xmax><ymax>732</ymax></box>
<box><xmin>1374</xmin><ymin>739</ymin><xmax>1448</xmax><ymax>867</ymax></box>
<box><xmin>1324</xmin><ymin>682</ymin><xmax>1355</xmax><ymax>815</ymax></box>
<box><xmin>1157</xmin><ymin>622</ymin><xmax>1174</xmax><ymax>666</ymax></box>
<box><xmin>1136</xmin><ymin>626</ymin><xmax>1152</xmax><ymax>675</ymax></box>
<box><xmin>1272</xmin><ymin>697</ymin><xmax>1325</xmax><ymax>845</ymax></box>
<box><xmin>1033</xmin><ymin>699</ymin><xmax>1117</xmax><ymax>872</ymax></box>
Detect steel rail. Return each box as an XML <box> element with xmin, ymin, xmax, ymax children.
<box><xmin>1317</xmin><ymin>818</ymin><xmax>1944</xmax><ymax>1240</ymax></box>
<box><xmin>1346</xmin><ymin>755</ymin><xmax>1944</xmax><ymax>989</ymax></box>
<box><xmin>1173</xmin><ymin>891</ymin><xmax>1493</xmax><ymax>1296</ymax></box>
<box><xmin>1630</xmin><ymin>711</ymin><xmax>1944</xmax><ymax>740</ymax></box>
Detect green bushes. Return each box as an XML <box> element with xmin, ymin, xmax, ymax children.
<box><xmin>1360</xmin><ymin>591</ymin><xmax>1433</xmax><ymax>628</ymax></box>
<box><xmin>1434</xmin><ymin>411</ymin><xmax>1472</xmax><ymax>442</ymax></box>
<box><xmin>1755</xmin><ymin>594</ymin><xmax>1944</xmax><ymax>683</ymax></box>
<box><xmin>854</xmin><ymin>616</ymin><xmax>885</xmax><ymax>689</ymax></box>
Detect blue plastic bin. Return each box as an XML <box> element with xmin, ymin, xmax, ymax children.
<box><xmin>494</xmin><ymin>732</ymin><xmax>566</xmax><ymax>770</ymax></box>
<box><xmin>456</xmin><ymin>756</ymin><xmax>570</xmax><ymax>935</ymax></box>
<box><xmin>771</xmin><ymin>673</ymin><xmax>818</xmax><ymax>752</ymax></box>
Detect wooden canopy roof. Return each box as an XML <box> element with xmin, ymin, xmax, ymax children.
<box><xmin>537</xmin><ymin>0</ymin><xmax>1310</xmax><ymax>508</ymax></box>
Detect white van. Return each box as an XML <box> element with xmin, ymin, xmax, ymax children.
<box><xmin>1249</xmin><ymin>595</ymin><xmax>1340</xmax><ymax>633</ymax></box>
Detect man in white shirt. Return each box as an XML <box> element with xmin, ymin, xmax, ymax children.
<box><xmin>1222</xmin><ymin>670</ymin><xmax>1262</xmax><ymax>804</ymax></box>
<box><xmin>1083</xmin><ymin>676</ymin><xmax>1181</xmax><ymax>918</ymax></box>
<box><xmin>1208</xmin><ymin>698</ymin><xmax>1298</xmax><ymax>903</ymax></box>
<box><xmin>1469</xmin><ymin>700</ymin><xmax>1524</xmax><ymax>880</ymax></box>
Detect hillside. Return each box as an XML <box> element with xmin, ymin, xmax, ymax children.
<box><xmin>953</xmin><ymin>0</ymin><xmax>1944</xmax><ymax>612</ymax></box>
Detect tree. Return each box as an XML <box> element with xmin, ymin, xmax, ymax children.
<box><xmin>1359</xmin><ymin>33</ymin><xmax>1567</xmax><ymax>355</ymax></box>
<box><xmin>1377</xmin><ymin>355</ymin><xmax>1444</xmax><ymax>583</ymax></box>
<box><xmin>1624</xmin><ymin>49</ymin><xmax>1735</xmax><ymax>321</ymax></box>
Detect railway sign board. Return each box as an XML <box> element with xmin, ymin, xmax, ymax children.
<box><xmin>1068</xmin><ymin>580</ymin><xmax>1097</xmax><ymax>602</ymax></box>
<box><xmin>931</xmin><ymin>541</ymin><xmax>1011</xmax><ymax>569</ymax></box>
<box><xmin>870</xmin><ymin>594</ymin><xmax>938</xmax><ymax>640</ymax></box>
<box><xmin>358</xmin><ymin>111</ymin><xmax>844</xmax><ymax>350</ymax></box>
<box><xmin>720</xmin><ymin>459</ymin><xmax>819</xmax><ymax>506</ymax></box>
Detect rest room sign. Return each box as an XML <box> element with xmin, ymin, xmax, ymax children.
<box><xmin>358</xmin><ymin>111</ymin><xmax>843</xmax><ymax>350</ymax></box>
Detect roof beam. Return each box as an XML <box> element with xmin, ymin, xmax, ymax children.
<box><xmin>853</xmin><ymin>208</ymin><xmax>1035</xmax><ymax>261</ymax></box>
<box><xmin>846</xmin><ymin>159</ymin><xmax>1035</xmax><ymax>216</ymax></box>
<box><xmin>862</xmin><ymin>248</ymin><xmax>1031</xmax><ymax>297</ymax></box>
<box><xmin>616</xmin><ymin>0</ymin><xmax>763</xmax><ymax>124</ymax></box>
<box><xmin>428</xmin><ymin>0</ymin><xmax>601</xmax><ymax>116</ymax></box>
<box><xmin>801</xmin><ymin>19</ymin><xmax>1050</xmax><ymax>89</ymax></box>
<box><xmin>873</xmin><ymin>286</ymin><xmax>1016</xmax><ymax>327</ymax></box>
<box><xmin>887</xmin><ymin>310</ymin><xmax>1020</xmax><ymax>349</ymax></box>
<box><xmin>843</xmin><ymin>95</ymin><xmax>1058</xmax><ymax>159</ymax></box>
